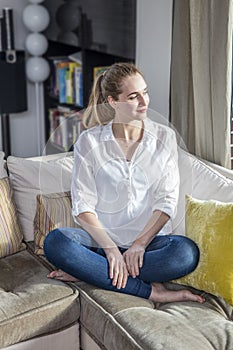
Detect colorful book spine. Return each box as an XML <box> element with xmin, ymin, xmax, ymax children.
<box><xmin>66</xmin><ymin>62</ymin><xmax>80</xmax><ymax>104</ymax></box>
<box><xmin>58</xmin><ymin>67</ymin><xmax>68</xmax><ymax>104</ymax></box>
<box><xmin>55</xmin><ymin>60</ymin><xmax>70</xmax><ymax>96</ymax></box>
<box><xmin>74</xmin><ymin>66</ymin><xmax>83</xmax><ymax>107</ymax></box>
<box><xmin>49</xmin><ymin>56</ymin><xmax>83</xmax><ymax>106</ymax></box>
<box><xmin>48</xmin><ymin>106</ymin><xmax>84</xmax><ymax>151</ymax></box>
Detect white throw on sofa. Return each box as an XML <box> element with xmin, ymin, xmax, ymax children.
<box><xmin>0</xmin><ymin>146</ymin><xmax>233</xmax><ymax>350</ymax></box>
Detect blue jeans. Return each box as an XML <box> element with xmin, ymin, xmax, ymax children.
<box><xmin>44</xmin><ymin>228</ymin><xmax>200</xmax><ymax>299</ymax></box>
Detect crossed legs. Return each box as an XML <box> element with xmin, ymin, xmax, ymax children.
<box><xmin>44</xmin><ymin>229</ymin><xmax>204</xmax><ymax>303</ymax></box>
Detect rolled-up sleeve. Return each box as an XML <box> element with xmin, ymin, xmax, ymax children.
<box><xmin>71</xmin><ymin>133</ymin><xmax>98</xmax><ymax>222</ymax></box>
<box><xmin>151</xmin><ymin>129</ymin><xmax>180</xmax><ymax>219</ymax></box>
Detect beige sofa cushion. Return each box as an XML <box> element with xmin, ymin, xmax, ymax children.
<box><xmin>7</xmin><ymin>152</ymin><xmax>74</xmax><ymax>242</ymax></box>
<box><xmin>77</xmin><ymin>281</ymin><xmax>233</xmax><ymax>350</ymax></box>
<box><xmin>0</xmin><ymin>249</ymin><xmax>80</xmax><ymax>349</ymax></box>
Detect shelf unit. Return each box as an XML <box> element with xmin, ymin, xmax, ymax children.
<box><xmin>43</xmin><ymin>1</ymin><xmax>136</xmax><ymax>154</ymax></box>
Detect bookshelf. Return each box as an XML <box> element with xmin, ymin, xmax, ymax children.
<box><xmin>43</xmin><ymin>0</ymin><xmax>136</xmax><ymax>154</ymax></box>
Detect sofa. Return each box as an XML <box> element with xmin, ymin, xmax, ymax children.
<box><xmin>0</xmin><ymin>146</ymin><xmax>233</xmax><ymax>350</ymax></box>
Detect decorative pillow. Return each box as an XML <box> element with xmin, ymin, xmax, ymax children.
<box><xmin>177</xmin><ymin>195</ymin><xmax>233</xmax><ymax>305</ymax></box>
<box><xmin>34</xmin><ymin>191</ymin><xmax>80</xmax><ymax>255</ymax></box>
<box><xmin>0</xmin><ymin>177</ymin><xmax>25</xmax><ymax>258</ymax></box>
<box><xmin>7</xmin><ymin>152</ymin><xmax>74</xmax><ymax>242</ymax></box>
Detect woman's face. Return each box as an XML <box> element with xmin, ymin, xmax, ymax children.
<box><xmin>109</xmin><ymin>73</ymin><xmax>150</xmax><ymax>123</ymax></box>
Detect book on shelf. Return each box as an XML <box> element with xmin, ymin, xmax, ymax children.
<box><xmin>66</xmin><ymin>62</ymin><xmax>78</xmax><ymax>104</ymax></box>
<box><xmin>49</xmin><ymin>56</ymin><xmax>83</xmax><ymax>107</ymax></box>
<box><xmin>93</xmin><ymin>66</ymin><xmax>109</xmax><ymax>80</ymax></box>
<box><xmin>58</xmin><ymin>65</ymin><xmax>68</xmax><ymax>104</ymax></box>
<box><xmin>48</xmin><ymin>106</ymin><xmax>84</xmax><ymax>151</ymax></box>
<box><xmin>74</xmin><ymin>66</ymin><xmax>83</xmax><ymax>106</ymax></box>
<box><xmin>49</xmin><ymin>56</ymin><xmax>69</xmax><ymax>96</ymax></box>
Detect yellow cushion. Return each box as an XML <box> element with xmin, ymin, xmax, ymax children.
<box><xmin>177</xmin><ymin>195</ymin><xmax>233</xmax><ymax>305</ymax></box>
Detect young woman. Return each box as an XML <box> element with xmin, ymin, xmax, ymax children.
<box><xmin>44</xmin><ymin>62</ymin><xmax>204</xmax><ymax>304</ymax></box>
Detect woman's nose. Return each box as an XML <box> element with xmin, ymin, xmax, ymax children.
<box><xmin>138</xmin><ymin>94</ymin><xmax>148</xmax><ymax>106</ymax></box>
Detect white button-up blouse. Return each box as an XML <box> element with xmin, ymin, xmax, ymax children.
<box><xmin>71</xmin><ymin>118</ymin><xmax>179</xmax><ymax>248</ymax></box>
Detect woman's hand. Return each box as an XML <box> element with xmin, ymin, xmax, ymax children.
<box><xmin>104</xmin><ymin>247</ymin><xmax>129</xmax><ymax>289</ymax></box>
<box><xmin>123</xmin><ymin>243</ymin><xmax>145</xmax><ymax>278</ymax></box>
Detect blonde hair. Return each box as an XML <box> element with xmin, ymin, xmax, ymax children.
<box><xmin>82</xmin><ymin>62</ymin><xmax>143</xmax><ymax>128</ymax></box>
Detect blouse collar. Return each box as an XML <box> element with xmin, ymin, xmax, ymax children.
<box><xmin>99</xmin><ymin>118</ymin><xmax>157</xmax><ymax>146</ymax></box>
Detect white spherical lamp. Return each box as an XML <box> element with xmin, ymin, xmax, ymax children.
<box><xmin>23</xmin><ymin>4</ymin><xmax>50</xmax><ymax>32</ymax></box>
<box><xmin>26</xmin><ymin>56</ymin><xmax>50</xmax><ymax>83</ymax></box>
<box><xmin>25</xmin><ymin>33</ymin><xmax>48</xmax><ymax>56</ymax></box>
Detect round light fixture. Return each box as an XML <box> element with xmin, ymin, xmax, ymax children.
<box><xmin>23</xmin><ymin>4</ymin><xmax>50</xmax><ymax>32</ymax></box>
<box><xmin>25</xmin><ymin>33</ymin><xmax>48</xmax><ymax>56</ymax></box>
<box><xmin>26</xmin><ymin>56</ymin><xmax>50</xmax><ymax>83</ymax></box>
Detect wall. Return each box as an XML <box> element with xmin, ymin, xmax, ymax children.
<box><xmin>136</xmin><ymin>0</ymin><xmax>173</xmax><ymax>120</ymax></box>
<box><xmin>0</xmin><ymin>0</ymin><xmax>44</xmax><ymax>157</ymax></box>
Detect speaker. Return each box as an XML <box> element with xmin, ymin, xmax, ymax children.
<box><xmin>0</xmin><ymin>51</ymin><xmax>27</xmax><ymax>114</ymax></box>
<box><xmin>0</xmin><ymin>8</ymin><xmax>27</xmax><ymax>157</ymax></box>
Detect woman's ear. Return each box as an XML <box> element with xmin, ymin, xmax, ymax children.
<box><xmin>107</xmin><ymin>95</ymin><xmax>117</xmax><ymax>109</ymax></box>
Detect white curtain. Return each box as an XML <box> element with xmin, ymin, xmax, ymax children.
<box><xmin>170</xmin><ymin>0</ymin><xmax>233</xmax><ymax>168</ymax></box>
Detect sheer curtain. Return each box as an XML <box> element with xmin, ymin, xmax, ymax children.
<box><xmin>170</xmin><ymin>0</ymin><xmax>233</xmax><ymax>168</ymax></box>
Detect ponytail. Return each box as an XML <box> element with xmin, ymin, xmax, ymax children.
<box><xmin>82</xmin><ymin>62</ymin><xmax>142</xmax><ymax>129</ymax></box>
<box><xmin>82</xmin><ymin>73</ymin><xmax>114</xmax><ymax>128</ymax></box>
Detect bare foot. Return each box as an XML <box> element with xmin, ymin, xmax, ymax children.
<box><xmin>150</xmin><ymin>283</ymin><xmax>205</xmax><ymax>304</ymax></box>
<box><xmin>47</xmin><ymin>269</ymin><xmax>79</xmax><ymax>282</ymax></box>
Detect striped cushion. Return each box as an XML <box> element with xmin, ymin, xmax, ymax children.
<box><xmin>34</xmin><ymin>191</ymin><xmax>80</xmax><ymax>255</ymax></box>
<box><xmin>0</xmin><ymin>177</ymin><xmax>25</xmax><ymax>258</ymax></box>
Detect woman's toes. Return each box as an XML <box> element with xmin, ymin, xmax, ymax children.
<box><xmin>47</xmin><ymin>269</ymin><xmax>78</xmax><ymax>282</ymax></box>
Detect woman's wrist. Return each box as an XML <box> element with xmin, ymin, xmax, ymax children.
<box><xmin>132</xmin><ymin>237</ymin><xmax>147</xmax><ymax>249</ymax></box>
<box><xmin>104</xmin><ymin>245</ymin><xmax>119</xmax><ymax>254</ymax></box>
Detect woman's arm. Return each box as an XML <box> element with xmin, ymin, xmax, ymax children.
<box><xmin>77</xmin><ymin>212</ymin><xmax>117</xmax><ymax>249</ymax></box>
<box><xmin>123</xmin><ymin>210</ymin><xmax>170</xmax><ymax>278</ymax></box>
<box><xmin>134</xmin><ymin>210</ymin><xmax>170</xmax><ymax>247</ymax></box>
<box><xmin>77</xmin><ymin>212</ymin><xmax>128</xmax><ymax>289</ymax></box>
